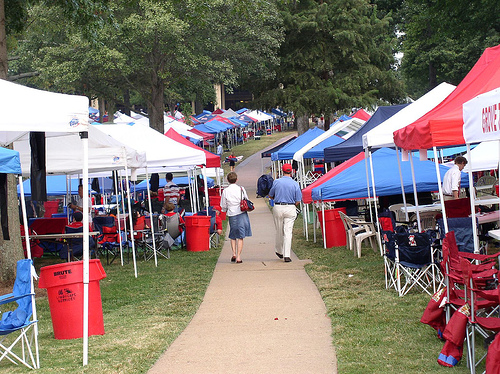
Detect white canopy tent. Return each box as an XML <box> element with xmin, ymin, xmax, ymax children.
<box><xmin>0</xmin><ymin>79</ymin><xmax>92</xmax><ymax>366</ymax></box>
<box><xmin>463</xmin><ymin>87</ymin><xmax>500</xmax><ymax>253</ymax></box>
<box><xmin>362</xmin><ymin>82</ymin><xmax>456</xmax><ymax>149</ymax></box>
<box><xmin>163</xmin><ymin>116</ymin><xmax>203</xmax><ymax>142</ymax></box>
<box><xmin>94</xmin><ymin>123</ymin><xmax>206</xmax><ymax>171</ymax></box>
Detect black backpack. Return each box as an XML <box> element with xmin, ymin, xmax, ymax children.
<box><xmin>257</xmin><ymin>174</ymin><xmax>274</xmax><ymax>198</ymax></box>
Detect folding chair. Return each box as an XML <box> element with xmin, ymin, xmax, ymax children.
<box><xmin>164</xmin><ymin>213</ymin><xmax>183</xmax><ymax>253</ymax></box>
<box><xmin>339</xmin><ymin>211</ymin><xmax>377</xmax><ymax>258</ymax></box>
<box><xmin>0</xmin><ymin>259</ymin><xmax>39</xmax><ymax>369</ymax></box>
<box><xmin>394</xmin><ymin>231</ymin><xmax>442</xmax><ymax>297</ymax></box>
<box><xmin>382</xmin><ymin>229</ymin><xmax>398</xmax><ymax>292</ymax></box>
<box><xmin>93</xmin><ymin>216</ymin><xmax>124</xmax><ymax>265</ymax></box>
<box><xmin>460</xmin><ymin>259</ymin><xmax>500</xmax><ymax>373</ymax></box>
<box><xmin>438</xmin><ymin>217</ymin><xmax>478</xmax><ymax>254</ymax></box>
<box><xmin>61</xmin><ymin>226</ymin><xmax>96</xmax><ymax>262</ymax></box>
<box><xmin>135</xmin><ymin>214</ymin><xmax>167</xmax><ymax>261</ymax></box>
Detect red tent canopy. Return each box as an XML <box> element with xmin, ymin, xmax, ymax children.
<box><xmin>212</xmin><ymin>108</ymin><xmax>225</xmax><ymax>115</ymax></box>
<box><xmin>301</xmin><ymin>152</ymin><xmax>365</xmax><ymax>203</ymax></box>
<box><xmin>394</xmin><ymin>44</ymin><xmax>500</xmax><ymax>150</ymax></box>
<box><xmin>351</xmin><ymin>109</ymin><xmax>371</xmax><ymax>121</ymax></box>
<box><xmin>210</xmin><ymin>116</ymin><xmax>239</xmax><ymax>128</ymax></box>
<box><xmin>189</xmin><ymin>128</ymin><xmax>214</xmax><ymax>140</ymax></box>
<box><xmin>165</xmin><ymin>128</ymin><xmax>220</xmax><ymax>168</ymax></box>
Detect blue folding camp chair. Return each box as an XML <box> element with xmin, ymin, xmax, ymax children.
<box><xmin>438</xmin><ymin>217</ymin><xmax>477</xmax><ymax>253</ymax></box>
<box><xmin>0</xmin><ymin>259</ymin><xmax>39</xmax><ymax>369</ymax></box>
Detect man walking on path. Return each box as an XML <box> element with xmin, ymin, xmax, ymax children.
<box><xmin>148</xmin><ymin>135</ymin><xmax>337</xmax><ymax>374</ymax></box>
<box><xmin>268</xmin><ymin>163</ymin><xmax>302</xmax><ymax>262</ymax></box>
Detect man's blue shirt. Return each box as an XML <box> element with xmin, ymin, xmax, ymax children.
<box><xmin>269</xmin><ymin>176</ymin><xmax>302</xmax><ymax>204</ymax></box>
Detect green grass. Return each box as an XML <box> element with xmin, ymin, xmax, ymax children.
<box><xmin>0</xmin><ymin>244</ymin><xmax>221</xmax><ymax>374</ymax></box>
<box><xmin>292</xmin><ymin>216</ymin><xmax>473</xmax><ymax>374</ymax></box>
<box><xmin>2</xmin><ymin>131</ymin><xmax>474</xmax><ymax>373</ymax></box>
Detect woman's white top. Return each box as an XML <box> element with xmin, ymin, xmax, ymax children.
<box><xmin>221</xmin><ymin>183</ymin><xmax>249</xmax><ymax>217</ymax></box>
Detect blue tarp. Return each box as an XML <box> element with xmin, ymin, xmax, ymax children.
<box><xmin>18</xmin><ymin>176</ymin><xmax>86</xmax><ymax>197</ymax></box>
<box><xmin>135</xmin><ymin>176</ymin><xmax>214</xmax><ymax>192</ymax></box>
<box><xmin>193</xmin><ymin>123</ymin><xmax>221</xmax><ymax>134</ymax></box>
<box><xmin>324</xmin><ymin>104</ymin><xmax>410</xmax><ymax>163</ymax></box>
<box><xmin>303</xmin><ymin>135</ymin><xmax>344</xmax><ymax>159</ymax></box>
<box><xmin>0</xmin><ymin>147</ymin><xmax>22</xmax><ymax>174</ymax></box>
<box><xmin>271</xmin><ymin>127</ymin><xmax>324</xmax><ymax>161</ymax></box>
<box><xmin>311</xmin><ymin>148</ymin><xmax>469</xmax><ymax>201</ymax></box>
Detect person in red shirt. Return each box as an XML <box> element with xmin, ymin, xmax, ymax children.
<box><xmin>212</xmin><ymin>205</ymin><xmax>223</xmax><ymax>235</ymax></box>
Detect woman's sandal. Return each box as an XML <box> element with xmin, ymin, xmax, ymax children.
<box><xmin>231</xmin><ymin>256</ymin><xmax>236</xmax><ymax>262</ymax></box>
<box><xmin>236</xmin><ymin>260</ymin><xmax>242</xmax><ymax>263</ymax></box>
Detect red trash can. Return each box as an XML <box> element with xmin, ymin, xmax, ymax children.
<box><xmin>209</xmin><ymin>195</ymin><xmax>221</xmax><ymax>207</ymax></box>
<box><xmin>38</xmin><ymin>259</ymin><xmax>106</xmax><ymax>340</ymax></box>
<box><xmin>317</xmin><ymin>207</ymin><xmax>347</xmax><ymax>248</ymax></box>
<box><xmin>184</xmin><ymin>215</ymin><xmax>211</xmax><ymax>252</ymax></box>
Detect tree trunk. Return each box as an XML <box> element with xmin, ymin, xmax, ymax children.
<box><xmin>0</xmin><ymin>0</ymin><xmax>7</xmax><ymax>80</ymax></box>
<box><xmin>149</xmin><ymin>70</ymin><xmax>165</xmax><ymax>133</ymax></box>
<box><xmin>98</xmin><ymin>98</ymin><xmax>106</xmax><ymax>123</ymax></box>
<box><xmin>0</xmin><ymin>2</ymin><xmax>23</xmax><ymax>283</ymax></box>
<box><xmin>0</xmin><ymin>163</ymin><xmax>23</xmax><ymax>283</ymax></box>
<box><xmin>428</xmin><ymin>61</ymin><xmax>437</xmax><ymax>90</ymax></box>
<box><xmin>296</xmin><ymin>114</ymin><xmax>309</xmax><ymax>135</ymax></box>
<box><xmin>123</xmin><ymin>90</ymin><xmax>131</xmax><ymax>116</ymax></box>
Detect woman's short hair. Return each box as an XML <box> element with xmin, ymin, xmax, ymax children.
<box><xmin>227</xmin><ymin>172</ymin><xmax>237</xmax><ymax>184</ymax></box>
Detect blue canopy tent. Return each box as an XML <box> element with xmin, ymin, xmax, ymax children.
<box><xmin>194</xmin><ymin>113</ymin><xmax>215</xmax><ymax>122</ymax></box>
<box><xmin>324</xmin><ymin>104</ymin><xmax>410</xmax><ymax>163</ymax></box>
<box><xmin>271</xmin><ymin>127</ymin><xmax>325</xmax><ymax>161</ymax></box>
<box><xmin>228</xmin><ymin>118</ymin><xmax>248</xmax><ymax>128</ymax></box>
<box><xmin>272</xmin><ymin>108</ymin><xmax>287</xmax><ymax>117</ymax></box>
<box><xmin>193</xmin><ymin>123</ymin><xmax>221</xmax><ymax>134</ymax></box>
<box><xmin>311</xmin><ymin>148</ymin><xmax>469</xmax><ymax>201</ymax></box>
<box><xmin>206</xmin><ymin>119</ymin><xmax>234</xmax><ymax>131</ymax></box>
<box><xmin>17</xmin><ymin>175</ymin><xmax>99</xmax><ymax>196</ymax></box>
<box><xmin>261</xmin><ymin>137</ymin><xmax>297</xmax><ymax>158</ymax></box>
<box><xmin>302</xmin><ymin>134</ymin><xmax>344</xmax><ymax>159</ymax></box>
<box><xmin>0</xmin><ymin>147</ymin><xmax>22</xmax><ymax>174</ymax></box>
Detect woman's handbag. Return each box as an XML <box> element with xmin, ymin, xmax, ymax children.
<box><xmin>240</xmin><ymin>187</ymin><xmax>255</xmax><ymax>212</ymax></box>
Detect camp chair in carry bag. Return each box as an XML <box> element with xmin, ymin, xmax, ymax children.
<box><xmin>0</xmin><ymin>259</ymin><xmax>39</xmax><ymax>369</ymax></box>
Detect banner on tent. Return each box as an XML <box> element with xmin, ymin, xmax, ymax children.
<box><xmin>463</xmin><ymin>87</ymin><xmax>500</xmax><ymax>143</ymax></box>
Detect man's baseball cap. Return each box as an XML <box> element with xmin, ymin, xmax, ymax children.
<box><xmin>282</xmin><ymin>163</ymin><xmax>293</xmax><ymax>173</ymax></box>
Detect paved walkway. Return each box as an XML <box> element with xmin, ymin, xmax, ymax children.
<box><xmin>148</xmin><ymin>137</ymin><xmax>337</xmax><ymax>374</ymax></box>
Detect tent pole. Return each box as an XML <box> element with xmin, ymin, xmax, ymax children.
<box><xmin>466</xmin><ymin>143</ymin><xmax>480</xmax><ymax>253</ymax></box>
<box><xmin>395</xmin><ymin>146</ymin><xmax>409</xmax><ymax>221</ymax></box>
<box><xmin>321</xmin><ymin>197</ymin><xmax>327</xmax><ymax>249</ymax></box>
<box><xmin>18</xmin><ymin>175</ymin><xmax>40</xmax><ymax>368</ymax></box>
<box><xmin>115</xmin><ymin>173</ymin><xmax>124</xmax><ymax>266</ymax></box>
<box><xmin>124</xmin><ymin>166</ymin><xmax>138</xmax><ymax>278</ymax></box>
<box><xmin>81</xmin><ymin>133</ymin><xmax>89</xmax><ymax>366</ymax></box>
<box><xmin>433</xmin><ymin>146</ymin><xmax>448</xmax><ymax>233</ymax></box>
<box><xmin>145</xmin><ymin>166</ymin><xmax>157</xmax><ymax>266</ymax></box>
<box><xmin>409</xmin><ymin>151</ymin><xmax>422</xmax><ymax>232</ymax></box>
<box><xmin>368</xmin><ymin>149</ymin><xmax>383</xmax><ymax>255</ymax></box>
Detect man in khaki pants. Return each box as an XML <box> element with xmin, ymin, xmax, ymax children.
<box><xmin>268</xmin><ymin>163</ymin><xmax>302</xmax><ymax>262</ymax></box>
<box><xmin>442</xmin><ymin>156</ymin><xmax>468</xmax><ymax>200</ymax></box>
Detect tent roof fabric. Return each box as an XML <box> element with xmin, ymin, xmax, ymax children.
<box><xmin>271</xmin><ymin>127</ymin><xmax>324</xmax><ymax>161</ymax></box>
<box><xmin>302</xmin><ymin>152</ymin><xmax>365</xmax><ymax>203</ymax></box>
<box><xmin>324</xmin><ymin>104</ymin><xmax>409</xmax><ymax>162</ymax></box>
<box><xmin>394</xmin><ymin>44</ymin><xmax>500</xmax><ymax>150</ymax></box>
<box><xmin>0</xmin><ymin>80</ymin><xmax>89</xmax><ymax>146</ymax></box>
<box><xmin>310</xmin><ymin>148</ymin><xmax>468</xmax><ymax>201</ymax></box>
<box><xmin>13</xmin><ymin>124</ymin><xmax>147</xmax><ymax>176</ymax></box>
<box><xmin>0</xmin><ymin>147</ymin><xmax>22</xmax><ymax>174</ymax></box>
<box><xmin>362</xmin><ymin>82</ymin><xmax>456</xmax><ymax>149</ymax></box>
<box><xmin>351</xmin><ymin>109</ymin><xmax>371</xmax><ymax>121</ymax></box>
<box><xmin>261</xmin><ymin>137</ymin><xmax>297</xmax><ymax>158</ymax></box>
<box><xmin>165</xmin><ymin>128</ymin><xmax>220</xmax><ymax>168</ymax></box>
<box><xmin>95</xmin><ymin>123</ymin><xmax>205</xmax><ymax>171</ymax></box>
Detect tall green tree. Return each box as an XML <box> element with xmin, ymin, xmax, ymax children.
<box><xmin>254</xmin><ymin>0</ymin><xmax>405</xmax><ymax>134</ymax></box>
<box><xmin>401</xmin><ymin>0</ymin><xmax>500</xmax><ymax>97</ymax></box>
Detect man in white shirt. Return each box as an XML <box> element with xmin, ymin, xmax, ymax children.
<box><xmin>442</xmin><ymin>156</ymin><xmax>468</xmax><ymax>200</ymax></box>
